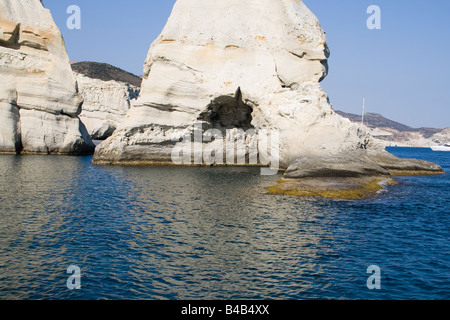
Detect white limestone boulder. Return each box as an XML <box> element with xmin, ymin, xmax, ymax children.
<box><xmin>0</xmin><ymin>0</ymin><xmax>95</xmax><ymax>154</ymax></box>
<box><xmin>75</xmin><ymin>73</ymin><xmax>140</xmax><ymax>140</ymax></box>
<box><xmin>93</xmin><ymin>0</ymin><xmax>442</xmax><ymax>178</ymax></box>
<box><xmin>94</xmin><ymin>0</ymin><xmax>374</xmax><ymax>167</ymax></box>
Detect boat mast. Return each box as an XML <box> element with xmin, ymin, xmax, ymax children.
<box><xmin>361</xmin><ymin>97</ymin><xmax>366</xmax><ymax>126</ymax></box>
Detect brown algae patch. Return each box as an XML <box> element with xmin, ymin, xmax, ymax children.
<box><xmin>267</xmin><ymin>176</ymin><xmax>396</xmax><ymax>200</ymax></box>
<box><xmin>389</xmin><ymin>170</ymin><xmax>445</xmax><ymax>176</ymax></box>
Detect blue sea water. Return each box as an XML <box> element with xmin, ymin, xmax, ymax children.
<box><xmin>0</xmin><ymin>147</ymin><xmax>448</xmax><ymax>300</ymax></box>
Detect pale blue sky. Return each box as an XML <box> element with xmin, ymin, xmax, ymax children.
<box><xmin>43</xmin><ymin>0</ymin><xmax>450</xmax><ymax>129</ymax></box>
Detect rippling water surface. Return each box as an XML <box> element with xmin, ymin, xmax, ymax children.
<box><xmin>0</xmin><ymin>147</ymin><xmax>448</xmax><ymax>300</ymax></box>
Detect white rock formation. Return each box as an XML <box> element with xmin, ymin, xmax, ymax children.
<box><xmin>94</xmin><ymin>0</ymin><xmax>376</xmax><ymax>166</ymax></box>
<box><xmin>430</xmin><ymin>128</ymin><xmax>450</xmax><ymax>145</ymax></box>
<box><xmin>371</xmin><ymin>127</ymin><xmax>450</xmax><ymax>148</ymax></box>
<box><xmin>93</xmin><ymin>0</ymin><xmax>443</xmax><ymax>178</ymax></box>
<box><xmin>0</xmin><ymin>0</ymin><xmax>94</xmax><ymax>154</ymax></box>
<box><xmin>75</xmin><ymin>73</ymin><xmax>140</xmax><ymax>140</ymax></box>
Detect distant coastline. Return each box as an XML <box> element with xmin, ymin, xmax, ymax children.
<box><xmin>336</xmin><ymin>110</ymin><xmax>449</xmax><ymax>148</ymax></box>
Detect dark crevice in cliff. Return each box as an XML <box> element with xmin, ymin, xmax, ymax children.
<box><xmin>0</xmin><ymin>23</ymin><xmax>21</xmax><ymax>50</ymax></box>
<box><xmin>198</xmin><ymin>87</ymin><xmax>254</xmax><ymax>131</ymax></box>
<box><xmin>289</xmin><ymin>51</ymin><xmax>307</xmax><ymax>59</ymax></box>
<box><xmin>319</xmin><ymin>60</ymin><xmax>328</xmax><ymax>83</ymax></box>
<box><xmin>12</xmin><ymin>103</ymin><xmax>23</xmax><ymax>154</ymax></box>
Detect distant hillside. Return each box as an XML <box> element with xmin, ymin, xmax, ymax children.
<box><xmin>335</xmin><ymin>110</ymin><xmax>442</xmax><ymax>138</ymax></box>
<box><xmin>71</xmin><ymin>61</ymin><xmax>142</xmax><ymax>87</ymax></box>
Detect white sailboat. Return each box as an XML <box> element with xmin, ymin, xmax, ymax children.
<box><xmin>430</xmin><ymin>144</ymin><xmax>450</xmax><ymax>152</ymax></box>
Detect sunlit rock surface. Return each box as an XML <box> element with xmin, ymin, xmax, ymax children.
<box><xmin>0</xmin><ymin>0</ymin><xmax>94</xmax><ymax>154</ymax></box>
<box><xmin>94</xmin><ymin>0</ymin><xmax>374</xmax><ymax>166</ymax></box>
<box><xmin>93</xmin><ymin>0</ymin><xmax>444</xmax><ymax>184</ymax></box>
<box><xmin>76</xmin><ymin>73</ymin><xmax>140</xmax><ymax>140</ymax></box>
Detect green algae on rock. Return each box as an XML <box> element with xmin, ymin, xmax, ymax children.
<box><xmin>268</xmin><ymin>152</ymin><xmax>444</xmax><ymax>200</ymax></box>
<box><xmin>267</xmin><ymin>177</ymin><xmax>396</xmax><ymax>200</ymax></box>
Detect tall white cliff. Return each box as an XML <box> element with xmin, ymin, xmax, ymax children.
<box><xmin>94</xmin><ymin>0</ymin><xmax>374</xmax><ymax>166</ymax></box>
<box><xmin>0</xmin><ymin>0</ymin><xmax>94</xmax><ymax>154</ymax></box>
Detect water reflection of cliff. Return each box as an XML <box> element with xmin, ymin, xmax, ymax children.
<box><xmin>0</xmin><ymin>156</ymin><xmax>80</xmax><ymax>299</ymax></box>
<box><xmin>0</xmin><ymin>157</ymin><xmax>338</xmax><ymax>299</ymax></box>
<box><xmin>123</xmin><ymin>166</ymin><xmax>336</xmax><ymax>299</ymax></box>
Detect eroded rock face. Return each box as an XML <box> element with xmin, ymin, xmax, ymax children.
<box><xmin>366</xmin><ymin>150</ymin><xmax>444</xmax><ymax>173</ymax></box>
<box><xmin>93</xmin><ymin>0</ymin><xmax>374</xmax><ymax>166</ymax></box>
<box><xmin>0</xmin><ymin>0</ymin><xmax>95</xmax><ymax>154</ymax></box>
<box><xmin>93</xmin><ymin>0</ymin><xmax>444</xmax><ymax>182</ymax></box>
<box><xmin>284</xmin><ymin>155</ymin><xmax>391</xmax><ymax>179</ymax></box>
<box><xmin>273</xmin><ymin>149</ymin><xmax>444</xmax><ymax>199</ymax></box>
<box><xmin>283</xmin><ymin>150</ymin><xmax>443</xmax><ymax>180</ymax></box>
<box><xmin>76</xmin><ymin>73</ymin><xmax>140</xmax><ymax>140</ymax></box>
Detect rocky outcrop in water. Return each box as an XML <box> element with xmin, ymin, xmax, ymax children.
<box><xmin>75</xmin><ymin>72</ymin><xmax>140</xmax><ymax>140</ymax></box>
<box><xmin>0</xmin><ymin>0</ymin><xmax>95</xmax><ymax>154</ymax></box>
<box><xmin>93</xmin><ymin>0</ymin><xmax>443</xmax><ymax>193</ymax></box>
<box><xmin>336</xmin><ymin>111</ymin><xmax>449</xmax><ymax>148</ymax></box>
<box><xmin>271</xmin><ymin>149</ymin><xmax>444</xmax><ymax>199</ymax></box>
<box><xmin>93</xmin><ymin>0</ymin><xmax>375</xmax><ymax>167</ymax></box>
